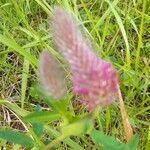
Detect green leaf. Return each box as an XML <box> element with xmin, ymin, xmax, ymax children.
<box><xmin>0</xmin><ymin>128</ymin><xmax>34</xmax><ymax>148</ymax></box>
<box><xmin>24</xmin><ymin>111</ymin><xmax>61</xmax><ymax>123</ymax></box>
<box><xmin>31</xmin><ymin>106</ymin><xmax>44</xmax><ymax>138</ymax></box>
<box><xmin>91</xmin><ymin>129</ymin><xmax>129</xmax><ymax>150</ymax></box>
<box><xmin>32</xmin><ymin>123</ymin><xmax>44</xmax><ymax>138</ymax></box>
<box><xmin>62</xmin><ymin>117</ymin><xmax>93</xmax><ymax>136</ymax></box>
<box><xmin>45</xmin><ymin>125</ymin><xmax>84</xmax><ymax>150</ymax></box>
<box><xmin>127</xmin><ymin>135</ymin><xmax>139</xmax><ymax>150</ymax></box>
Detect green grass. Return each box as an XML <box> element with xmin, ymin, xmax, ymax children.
<box><xmin>0</xmin><ymin>0</ymin><xmax>149</xmax><ymax>149</ymax></box>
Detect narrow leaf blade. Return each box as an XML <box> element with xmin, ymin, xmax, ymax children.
<box><xmin>91</xmin><ymin>129</ymin><xmax>129</xmax><ymax>150</ymax></box>
<box><xmin>24</xmin><ymin>111</ymin><xmax>61</xmax><ymax>123</ymax></box>
<box><xmin>0</xmin><ymin>129</ymin><xmax>34</xmax><ymax>148</ymax></box>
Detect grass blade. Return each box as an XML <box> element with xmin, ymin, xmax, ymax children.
<box><xmin>21</xmin><ymin>54</ymin><xmax>30</xmax><ymax>108</ymax></box>
<box><xmin>34</xmin><ymin>0</ymin><xmax>51</xmax><ymax>15</ymax></box>
<box><xmin>0</xmin><ymin>99</ymin><xmax>29</xmax><ymax>117</ymax></box>
<box><xmin>0</xmin><ymin>34</ymin><xmax>38</xmax><ymax>67</ymax></box>
<box><xmin>135</xmin><ymin>0</ymin><xmax>146</xmax><ymax>70</ymax></box>
<box><xmin>105</xmin><ymin>0</ymin><xmax>130</xmax><ymax>69</ymax></box>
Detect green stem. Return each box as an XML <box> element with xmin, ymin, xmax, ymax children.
<box><xmin>135</xmin><ymin>0</ymin><xmax>146</xmax><ymax>71</ymax></box>
<box><xmin>93</xmin><ymin>107</ymin><xmax>103</xmax><ymax>131</ymax></box>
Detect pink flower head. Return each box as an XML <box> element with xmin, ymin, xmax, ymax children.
<box><xmin>52</xmin><ymin>7</ymin><xmax>118</xmax><ymax>110</ymax></box>
<box><xmin>39</xmin><ymin>51</ymin><xmax>66</xmax><ymax>99</ymax></box>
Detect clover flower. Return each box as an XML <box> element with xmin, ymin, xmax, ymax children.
<box><xmin>39</xmin><ymin>51</ymin><xmax>66</xmax><ymax>99</ymax></box>
<box><xmin>52</xmin><ymin>7</ymin><xmax>118</xmax><ymax>110</ymax></box>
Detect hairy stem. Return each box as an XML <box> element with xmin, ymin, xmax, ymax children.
<box><xmin>117</xmin><ymin>84</ymin><xmax>133</xmax><ymax>142</ymax></box>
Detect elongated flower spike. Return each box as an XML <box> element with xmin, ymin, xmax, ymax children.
<box><xmin>52</xmin><ymin>7</ymin><xmax>118</xmax><ymax>111</ymax></box>
<box><xmin>39</xmin><ymin>51</ymin><xmax>66</xmax><ymax>99</ymax></box>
